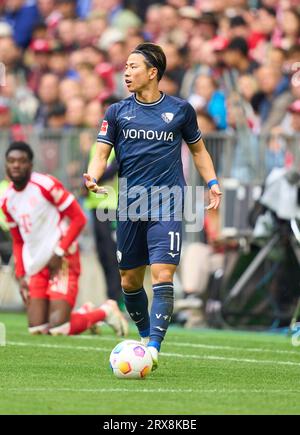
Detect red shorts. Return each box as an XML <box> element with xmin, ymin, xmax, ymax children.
<box><xmin>29</xmin><ymin>251</ymin><xmax>81</xmax><ymax>308</ymax></box>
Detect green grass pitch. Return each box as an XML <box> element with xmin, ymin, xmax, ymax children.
<box><xmin>0</xmin><ymin>313</ymin><xmax>300</xmax><ymax>415</ymax></box>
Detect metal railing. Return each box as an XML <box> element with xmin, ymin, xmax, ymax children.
<box><xmin>1</xmin><ymin>127</ymin><xmax>300</xmax><ymax>208</ymax></box>
<box><xmin>0</xmin><ymin>127</ymin><xmax>300</xmax><ymax>241</ymax></box>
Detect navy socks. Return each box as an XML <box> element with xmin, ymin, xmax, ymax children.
<box><xmin>149</xmin><ymin>282</ymin><xmax>174</xmax><ymax>351</ymax></box>
<box><xmin>123</xmin><ymin>288</ymin><xmax>150</xmax><ymax>338</ymax></box>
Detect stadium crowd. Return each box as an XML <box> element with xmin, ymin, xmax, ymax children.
<box><xmin>0</xmin><ymin>0</ymin><xmax>299</xmax><ymax>138</ymax></box>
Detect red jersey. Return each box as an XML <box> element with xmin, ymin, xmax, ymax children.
<box><xmin>0</xmin><ymin>172</ymin><xmax>87</xmax><ymax>277</ymax></box>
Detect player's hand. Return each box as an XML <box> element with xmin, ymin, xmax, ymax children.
<box><xmin>206</xmin><ymin>184</ymin><xmax>222</xmax><ymax>210</ymax></box>
<box><xmin>83</xmin><ymin>174</ymin><xmax>108</xmax><ymax>195</ymax></box>
<box><xmin>47</xmin><ymin>254</ymin><xmax>63</xmax><ymax>278</ymax></box>
<box><xmin>18</xmin><ymin>277</ymin><xmax>30</xmax><ymax>305</ymax></box>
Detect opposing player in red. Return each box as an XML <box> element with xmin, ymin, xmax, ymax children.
<box><xmin>1</xmin><ymin>141</ymin><xmax>128</xmax><ymax>337</ymax></box>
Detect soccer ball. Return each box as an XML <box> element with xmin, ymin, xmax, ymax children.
<box><xmin>109</xmin><ymin>340</ymin><xmax>153</xmax><ymax>379</ymax></box>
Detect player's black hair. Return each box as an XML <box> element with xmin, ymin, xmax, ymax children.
<box><xmin>260</xmin><ymin>6</ymin><xmax>277</xmax><ymax>17</ymax></box>
<box><xmin>230</xmin><ymin>15</ymin><xmax>247</xmax><ymax>28</ymax></box>
<box><xmin>6</xmin><ymin>142</ymin><xmax>34</xmax><ymax>162</ymax></box>
<box><xmin>226</xmin><ymin>37</ymin><xmax>249</xmax><ymax>57</ymax></box>
<box><xmin>132</xmin><ymin>43</ymin><xmax>167</xmax><ymax>82</ymax></box>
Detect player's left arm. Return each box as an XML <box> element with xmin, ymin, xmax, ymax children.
<box><xmin>44</xmin><ymin>178</ymin><xmax>87</xmax><ymax>276</ymax></box>
<box><xmin>182</xmin><ymin>102</ymin><xmax>222</xmax><ymax>210</ymax></box>
<box><xmin>188</xmin><ymin>138</ymin><xmax>222</xmax><ymax>210</ymax></box>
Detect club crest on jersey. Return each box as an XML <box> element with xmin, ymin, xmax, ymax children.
<box><xmin>99</xmin><ymin>120</ymin><xmax>108</xmax><ymax>136</ymax></box>
<box><xmin>161</xmin><ymin>113</ymin><xmax>174</xmax><ymax>124</ymax></box>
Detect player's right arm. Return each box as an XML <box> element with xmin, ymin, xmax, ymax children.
<box><xmin>1</xmin><ymin>198</ymin><xmax>29</xmax><ymax>304</ymax></box>
<box><xmin>10</xmin><ymin>227</ymin><xmax>29</xmax><ymax>305</ymax></box>
<box><xmin>83</xmin><ymin>142</ymin><xmax>113</xmax><ymax>193</ymax></box>
<box><xmin>84</xmin><ymin>105</ymin><xmax>118</xmax><ymax>193</ymax></box>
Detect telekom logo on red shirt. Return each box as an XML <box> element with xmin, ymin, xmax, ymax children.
<box><xmin>20</xmin><ymin>214</ymin><xmax>32</xmax><ymax>234</ymax></box>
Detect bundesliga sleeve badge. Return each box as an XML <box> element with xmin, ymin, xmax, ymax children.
<box><xmin>99</xmin><ymin>120</ymin><xmax>108</xmax><ymax>136</ymax></box>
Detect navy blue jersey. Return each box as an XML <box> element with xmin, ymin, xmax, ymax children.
<box><xmin>97</xmin><ymin>93</ymin><xmax>202</xmax><ymax>219</ymax></box>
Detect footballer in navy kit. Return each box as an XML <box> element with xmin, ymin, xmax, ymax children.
<box><xmin>84</xmin><ymin>43</ymin><xmax>222</xmax><ymax>370</ymax></box>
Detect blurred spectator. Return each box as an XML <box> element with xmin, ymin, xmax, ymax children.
<box><xmin>0</xmin><ymin>36</ymin><xmax>27</xmax><ymax>78</ymax></box>
<box><xmin>167</xmin><ymin>0</ymin><xmax>189</xmax><ymax>7</ymax></box>
<box><xmin>125</xmin><ymin>31</ymin><xmax>145</xmax><ymax>54</ymax></box>
<box><xmin>1</xmin><ymin>73</ymin><xmax>38</xmax><ymax>124</ymax></box>
<box><xmin>0</xmin><ymin>97</ymin><xmax>13</xmax><ymax>128</ymax></box>
<box><xmin>178</xmin><ymin>6</ymin><xmax>200</xmax><ymax>40</ymax></box>
<box><xmin>4</xmin><ymin>0</ymin><xmax>40</xmax><ymax>48</ymax></box>
<box><xmin>76</xmin><ymin>0</ymin><xmax>92</xmax><ymax>19</ymax></box>
<box><xmin>198</xmin><ymin>12</ymin><xmax>218</xmax><ymax>40</ymax></box>
<box><xmin>266</xmin><ymin>46</ymin><xmax>287</xmax><ymax>71</ymax></box>
<box><xmin>258</xmin><ymin>6</ymin><xmax>277</xmax><ymax>39</ymax></box>
<box><xmin>288</xmin><ymin>100</ymin><xmax>300</xmax><ymax>134</ymax></box>
<box><xmin>46</xmin><ymin>102</ymin><xmax>66</xmax><ymax>129</ymax></box>
<box><xmin>255</xmin><ymin>65</ymin><xmax>293</xmax><ymax>134</ymax></box>
<box><xmin>65</xmin><ymin>96</ymin><xmax>85</xmax><ymax>128</ymax></box>
<box><xmin>107</xmin><ymin>40</ymin><xmax>128</xmax><ymax>97</ymax></box>
<box><xmin>37</xmin><ymin>0</ymin><xmax>62</xmax><ymax>31</ymax></box>
<box><xmin>180</xmin><ymin>36</ymin><xmax>215</xmax><ymax>99</ymax></box>
<box><xmin>196</xmin><ymin>110</ymin><xmax>217</xmax><ymax>134</ymax></box>
<box><xmin>228</xmin><ymin>15</ymin><xmax>249</xmax><ymax>40</ymax></box>
<box><xmin>237</xmin><ymin>74</ymin><xmax>260</xmax><ymax>131</ymax></box>
<box><xmin>84</xmin><ymin>100</ymin><xmax>104</xmax><ymax>128</ymax></box>
<box><xmin>27</xmin><ymin>39</ymin><xmax>52</xmax><ymax>92</ymax></box>
<box><xmin>189</xmin><ymin>74</ymin><xmax>227</xmax><ymax>130</ymax></box>
<box><xmin>56</xmin><ymin>18</ymin><xmax>77</xmax><ymax>51</ymax></box>
<box><xmin>124</xmin><ymin>0</ymin><xmax>165</xmax><ymax>21</ymax></box>
<box><xmin>161</xmin><ymin>42</ymin><xmax>186</xmax><ymax>91</ymax></box>
<box><xmin>31</xmin><ymin>22</ymin><xmax>48</xmax><ymax>40</ymax></box>
<box><xmin>56</xmin><ymin>0</ymin><xmax>77</xmax><ymax>19</ymax></box>
<box><xmin>227</xmin><ymin>94</ymin><xmax>260</xmax><ymax>182</ymax></box>
<box><xmin>35</xmin><ymin>73</ymin><xmax>60</xmax><ymax>126</ymax></box>
<box><xmin>87</xmin><ymin>10</ymin><xmax>108</xmax><ymax>41</ymax></box>
<box><xmin>247</xmin><ymin>6</ymin><xmax>277</xmax><ymax>62</ymax></box>
<box><xmin>144</xmin><ymin>3</ymin><xmax>162</xmax><ymax>42</ymax></box>
<box><xmin>223</xmin><ymin>37</ymin><xmax>260</xmax><ymax>75</ymax></box>
<box><xmin>265</xmin><ymin>99</ymin><xmax>300</xmax><ymax>173</ymax></box>
<box><xmin>74</xmin><ymin>18</ymin><xmax>92</xmax><ymax>48</ymax></box>
<box><xmin>159</xmin><ymin>72</ymin><xmax>180</xmax><ymax>97</ymax></box>
<box><xmin>49</xmin><ymin>45</ymin><xmax>78</xmax><ymax>79</ymax></box>
<box><xmin>82</xmin><ymin>73</ymin><xmax>110</xmax><ymax>103</ymax></box>
<box><xmin>291</xmin><ymin>77</ymin><xmax>300</xmax><ymax>102</ymax></box>
<box><xmin>0</xmin><ymin>21</ymin><xmax>13</xmax><ymax>38</ymax></box>
<box><xmin>93</xmin><ymin>0</ymin><xmax>141</xmax><ymax>33</ymax></box>
<box><xmin>59</xmin><ymin>78</ymin><xmax>82</xmax><ymax>104</ymax></box>
<box><xmin>176</xmin><ymin>239</ymin><xmax>224</xmax><ymax>328</ymax></box>
<box><xmin>157</xmin><ymin>4</ymin><xmax>187</xmax><ymax>47</ymax></box>
<box><xmin>286</xmin><ymin>44</ymin><xmax>300</xmax><ymax>74</ymax></box>
<box><xmin>278</xmin><ymin>8</ymin><xmax>300</xmax><ymax>50</ymax></box>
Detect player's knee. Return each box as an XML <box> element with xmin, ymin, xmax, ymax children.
<box><xmin>152</xmin><ymin>269</ymin><xmax>174</xmax><ymax>284</ymax></box>
<box><xmin>49</xmin><ymin>310</ymin><xmax>70</xmax><ymax>331</ymax></box>
<box><xmin>120</xmin><ymin>272</ymin><xmax>142</xmax><ymax>292</ymax></box>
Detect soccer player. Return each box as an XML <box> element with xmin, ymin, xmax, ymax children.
<box><xmin>1</xmin><ymin>141</ymin><xmax>128</xmax><ymax>337</ymax></box>
<box><xmin>84</xmin><ymin>43</ymin><xmax>222</xmax><ymax>369</ymax></box>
